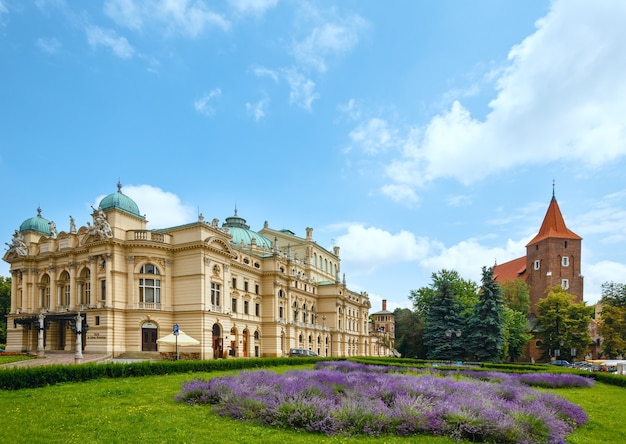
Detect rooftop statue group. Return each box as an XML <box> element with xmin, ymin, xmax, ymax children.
<box><xmin>5</xmin><ymin>208</ymin><xmax>113</xmax><ymax>257</ymax></box>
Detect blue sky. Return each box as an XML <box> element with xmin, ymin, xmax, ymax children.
<box><xmin>2</xmin><ymin>0</ymin><xmax>626</xmax><ymax>312</ymax></box>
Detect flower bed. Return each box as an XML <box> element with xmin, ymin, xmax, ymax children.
<box><xmin>176</xmin><ymin>361</ymin><xmax>589</xmax><ymax>443</ymax></box>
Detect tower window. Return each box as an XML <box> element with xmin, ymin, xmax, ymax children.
<box><xmin>534</xmin><ymin>260</ymin><xmax>540</xmax><ymax>270</ymax></box>
<box><xmin>564</xmin><ymin>241</ymin><xmax>568</xmax><ymax>248</ymax></box>
<box><xmin>562</xmin><ymin>256</ymin><xmax>569</xmax><ymax>267</ymax></box>
<box><xmin>562</xmin><ymin>279</ymin><xmax>569</xmax><ymax>290</ymax></box>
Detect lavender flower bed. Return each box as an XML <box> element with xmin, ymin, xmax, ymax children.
<box><xmin>176</xmin><ymin>361</ymin><xmax>589</xmax><ymax>443</ymax></box>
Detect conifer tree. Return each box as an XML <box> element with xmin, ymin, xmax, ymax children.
<box><xmin>467</xmin><ymin>266</ymin><xmax>505</xmax><ymax>362</ymax></box>
<box><xmin>423</xmin><ymin>276</ymin><xmax>465</xmax><ymax>361</ymax></box>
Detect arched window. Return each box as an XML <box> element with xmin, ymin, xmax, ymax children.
<box><xmin>80</xmin><ymin>268</ymin><xmax>91</xmax><ymax>305</ymax></box>
<box><xmin>60</xmin><ymin>271</ymin><xmax>71</xmax><ymax>308</ymax></box>
<box><xmin>139</xmin><ymin>263</ymin><xmax>161</xmax><ymax>306</ymax></box>
<box><xmin>254</xmin><ymin>330</ymin><xmax>260</xmax><ymax>340</ymax></box>
<box><xmin>40</xmin><ymin>274</ymin><xmax>51</xmax><ymax>309</ymax></box>
<box><xmin>140</xmin><ymin>263</ymin><xmax>160</xmax><ymax>274</ymax></box>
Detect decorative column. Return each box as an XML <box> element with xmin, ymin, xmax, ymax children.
<box><xmin>37</xmin><ymin>312</ymin><xmax>45</xmax><ymax>357</ymax></box>
<box><xmin>75</xmin><ymin>312</ymin><xmax>83</xmax><ymax>363</ymax></box>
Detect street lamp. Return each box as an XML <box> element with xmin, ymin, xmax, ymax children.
<box><xmin>445</xmin><ymin>329</ymin><xmax>461</xmax><ymax>364</ymax></box>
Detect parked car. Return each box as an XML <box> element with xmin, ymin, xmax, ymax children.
<box><xmin>546</xmin><ymin>360</ymin><xmax>570</xmax><ymax>367</ymax></box>
<box><xmin>289</xmin><ymin>348</ymin><xmax>318</xmax><ymax>357</ymax></box>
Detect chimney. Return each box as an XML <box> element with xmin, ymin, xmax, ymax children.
<box><xmin>382</xmin><ymin>299</ymin><xmax>387</xmax><ymax>311</ymax></box>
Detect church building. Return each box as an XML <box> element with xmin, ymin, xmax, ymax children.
<box><xmin>3</xmin><ymin>184</ymin><xmax>377</xmax><ymax>360</ymax></box>
<box><xmin>493</xmin><ymin>190</ymin><xmax>584</xmax><ymax>360</ymax></box>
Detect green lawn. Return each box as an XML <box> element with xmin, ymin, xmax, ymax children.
<box><xmin>0</xmin><ymin>365</ymin><xmax>622</xmax><ymax>444</ymax></box>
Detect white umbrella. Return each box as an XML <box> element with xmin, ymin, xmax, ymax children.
<box><xmin>157</xmin><ymin>330</ymin><xmax>200</xmax><ymax>346</ymax></box>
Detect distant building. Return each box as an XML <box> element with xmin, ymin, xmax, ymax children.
<box><xmin>3</xmin><ymin>183</ymin><xmax>379</xmax><ymax>360</ymax></box>
<box><xmin>493</xmin><ymin>190</ymin><xmax>584</xmax><ymax>361</ymax></box>
<box><xmin>370</xmin><ymin>299</ymin><xmax>397</xmax><ymax>356</ymax></box>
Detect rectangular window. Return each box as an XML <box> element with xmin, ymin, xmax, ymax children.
<box><xmin>211</xmin><ymin>283</ymin><xmax>221</xmax><ymax>306</ymax></box>
<box><xmin>255</xmin><ymin>303</ymin><xmax>260</xmax><ymax>317</ymax></box>
<box><xmin>255</xmin><ymin>284</ymin><xmax>259</xmax><ymax>294</ymax></box>
<box><xmin>232</xmin><ymin>277</ymin><xmax>237</xmax><ymax>289</ymax></box>
<box><xmin>564</xmin><ymin>241</ymin><xmax>568</xmax><ymax>248</ymax></box>
<box><xmin>562</xmin><ymin>256</ymin><xmax>569</xmax><ymax>267</ymax></box>
<box><xmin>562</xmin><ymin>279</ymin><xmax>569</xmax><ymax>290</ymax></box>
<box><xmin>231</xmin><ymin>298</ymin><xmax>237</xmax><ymax>313</ymax></box>
<box><xmin>534</xmin><ymin>260</ymin><xmax>540</xmax><ymax>270</ymax></box>
<box><xmin>244</xmin><ymin>281</ymin><xmax>249</xmax><ymax>292</ymax></box>
<box><xmin>101</xmin><ymin>280</ymin><xmax>106</xmax><ymax>301</ymax></box>
<box><xmin>244</xmin><ymin>300</ymin><xmax>249</xmax><ymax>314</ymax></box>
<box><xmin>84</xmin><ymin>282</ymin><xmax>91</xmax><ymax>305</ymax></box>
<box><xmin>95</xmin><ymin>316</ymin><xmax>100</xmax><ymax>326</ymax></box>
<box><xmin>279</xmin><ymin>306</ymin><xmax>284</xmax><ymax>319</ymax></box>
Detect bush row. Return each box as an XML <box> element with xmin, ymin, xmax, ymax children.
<box><xmin>0</xmin><ymin>356</ymin><xmax>338</xmax><ymax>390</ymax></box>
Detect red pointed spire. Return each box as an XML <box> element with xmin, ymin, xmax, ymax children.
<box><xmin>526</xmin><ymin>193</ymin><xmax>581</xmax><ymax>246</ymax></box>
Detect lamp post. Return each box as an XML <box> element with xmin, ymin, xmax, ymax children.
<box><xmin>445</xmin><ymin>329</ymin><xmax>461</xmax><ymax>364</ymax></box>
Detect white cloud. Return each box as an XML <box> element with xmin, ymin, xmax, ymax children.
<box><xmin>380</xmin><ymin>184</ymin><xmax>419</xmax><ymax>206</ymax></box>
<box><xmin>253</xmin><ymin>66</ymin><xmax>279</xmax><ymax>83</ymax></box>
<box><xmin>583</xmin><ymin>260</ymin><xmax>626</xmax><ymax>305</ymax></box>
<box><xmin>348</xmin><ymin>0</ymin><xmax>626</xmax><ymax>198</ymax></box>
<box><xmin>194</xmin><ymin>88</ymin><xmax>222</xmax><ymax>116</ymax></box>
<box><xmin>292</xmin><ymin>13</ymin><xmax>367</xmax><ymax>72</ymax></box>
<box><xmin>283</xmin><ymin>69</ymin><xmax>318</xmax><ymax>110</ymax></box>
<box><xmin>335</xmin><ymin>224</ymin><xmax>433</xmax><ymax>273</ymax></box>
<box><xmin>348</xmin><ymin>118</ymin><xmax>397</xmax><ymax>155</ymax></box>
<box><xmin>245</xmin><ymin>98</ymin><xmax>268</xmax><ymax>121</ymax></box>
<box><xmin>36</xmin><ymin>37</ymin><xmax>61</xmax><ymax>54</ymax></box>
<box><xmin>86</xmin><ymin>25</ymin><xmax>134</xmax><ymax>58</ymax></box>
<box><xmin>104</xmin><ymin>0</ymin><xmax>231</xmax><ymax>37</ymax></box>
<box><xmin>337</xmin><ymin>98</ymin><xmax>362</xmax><ymax>122</ymax></box>
<box><xmin>229</xmin><ymin>0</ymin><xmax>277</xmax><ymax>16</ymax></box>
<box><xmin>93</xmin><ymin>184</ymin><xmax>195</xmax><ymax>229</ymax></box>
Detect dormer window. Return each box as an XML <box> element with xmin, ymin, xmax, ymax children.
<box><xmin>562</xmin><ymin>256</ymin><xmax>569</xmax><ymax>267</ymax></box>
<box><xmin>534</xmin><ymin>260</ymin><xmax>540</xmax><ymax>270</ymax></box>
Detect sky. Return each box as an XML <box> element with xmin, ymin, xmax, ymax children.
<box><xmin>2</xmin><ymin>0</ymin><xmax>626</xmax><ymax>312</ymax></box>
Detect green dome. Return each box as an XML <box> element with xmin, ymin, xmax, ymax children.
<box><xmin>20</xmin><ymin>207</ymin><xmax>51</xmax><ymax>235</ymax></box>
<box><xmin>98</xmin><ymin>182</ymin><xmax>143</xmax><ymax>218</ymax></box>
<box><xmin>222</xmin><ymin>210</ymin><xmax>271</xmax><ymax>248</ymax></box>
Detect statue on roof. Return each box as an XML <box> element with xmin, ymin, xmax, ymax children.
<box><xmin>69</xmin><ymin>215</ymin><xmax>76</xmax><ymax>234</ymax></box>
<box><xmin>6</xmin><ymin>230</ymin><xmax>28</xmax><ymax>256</ymax></box>
<box><xmin>88</xmin><ymin>206</ymin><xmax>113</xmax><ymax>239</ymax></box>
<box><xmin>49</xmin><ymin>221</ymin><xmax>57</xmax><ymax>239</ymax></box>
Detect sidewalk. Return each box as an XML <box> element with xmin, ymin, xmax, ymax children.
<box><xmin>1</xmin><ymin>352</ymin><xmax>111</xmax><ymax>369</ymax></box>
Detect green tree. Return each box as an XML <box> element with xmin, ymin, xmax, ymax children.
<box><xmin>599</xmin><ymin>282</ymin><xmax>626</xmax><ymax>358</ymax></box>
<box><xmin>466</xmin><ymin>267</ymin><xmax>505</xmax><ymax>362</ymax></box>
<box><xmin>535</xmin><ymin>286</ymin><xmax>593</xmax><ymax>361</ymax></box>
<box><xmin>501</xmin><ymin>307</ymin><xmax>532</xmax><ymax>362</ymax></box>
<box><xmin>500</xmin><ymin>278</ymin><xmax>531</xmax><ymax>315</ymax></box>
<box><xmin>409</xmin><ymin>269</ymin><xmax>478</xmax><ymax>318</ymax></box>
<box><xmin>0</xmin><ymin>276</ymin><xmax>11</xmax><ymax>345</ymax></box>
<box><xmin>421</xmin><ymin>273</ymin><xmax>466</xmax><ymax>361</ymax></box>
<box><xmin>393</xmin><ymin>308</ymin><xmax>426</xmax><ymax>359</ymax></box>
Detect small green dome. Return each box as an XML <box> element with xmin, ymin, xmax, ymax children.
<box><xmin>222</xmin><ymin>210</ymin><xmax>271</xmax><ymax>248</ymax></box>
<box><xmin>98</xmin><ymin>182</ymin><xmax>143</xmax><ymax>218</ymax></box>
<box><xmin>19</xmin><ymin>207</ymin><xmax>51</xmax><ymax>235</ymax></box>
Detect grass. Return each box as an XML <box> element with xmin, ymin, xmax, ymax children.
<box><xmin>0</xmin><ymin>354</ymin><xmax>32</xmax><ymax>365</ymax></box>
<box><xmin>0</xmin><ymin>364</ymin><xmax>623</xmax><ymax>444</ymax></box>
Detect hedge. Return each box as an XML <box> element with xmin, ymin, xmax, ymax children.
<box><xmin>0</xmin><ymin>356</ymin><xmax>339</xmax><ymax>390</ymax></box>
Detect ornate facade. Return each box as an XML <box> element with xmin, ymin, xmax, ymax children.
<box><xmin>3</xmin><ymin>184</ymin><xmax>376</xmax><ymax>359</ymax></box>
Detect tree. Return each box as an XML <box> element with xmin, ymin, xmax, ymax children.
<box><xmin>409</xmin><ymin>269</ymin><xmax>478</xmax><ymax>318</ymax></box>
<box><xmin>500</xmin><ymin>279</ymin><xmax>531</xmax><ymax>315</ymax></box>
<box><xmin>501</xmin><ymin>307</ymin><xmax>532</xmax><ymax>362</ymax></box>
<box><xmin>0</xmin><ymin>276</ymin><xmax>11</xmax><ymax>345</ymax></box>
<box><xmin>466</xmin><ymin>267</ymin><xmax>505</xmax><ymax>362</ymax></box>
<box><xmin>422</xmin><ymin>273</ymin><xmax>467</xmax><ymax>361</ymax></box>
<box><xmin>535</xmin><ymin>286</ymin><xmax>593</xmax><ymax>361</ymax></box>
<box><xmin>599</xmin><ymin>282</ymin><xmax>626</xmax><ymax>358</ymax></box>
<box><xmin>393</xmin><ymin>308</ymin><xmax>426</xmax><ymax>359</ymax></box>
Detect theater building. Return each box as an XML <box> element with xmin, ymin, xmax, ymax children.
<box><xmin>3</xmin><ymin>184</ymin><xmax>375</xmax><ymax>360</ymax></box>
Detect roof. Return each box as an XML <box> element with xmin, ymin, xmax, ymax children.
<box><xmin>222</xmin><ymin>209</ymin><xmax>272</xmax><ymax>249</ymax></box>
<box><xmin>493</xmin><ymin>256</ymin><xmax>527</xmax><ymax>283</ymax></box>
<box><xmin>19</xmin><ymin>207</ymin><xmax>51</xmax><ymax>236</ymax></box>
<box><xmin>98</xmin><ymin>182</ymin><xmax>143</xmax><ymax>218</ymax></box>
<box><xmin>527</xmin><ymin>195</ymin><xmax>581</xmax><ymax>246</ymax></box>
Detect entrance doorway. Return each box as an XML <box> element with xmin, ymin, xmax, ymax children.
<box><xmin>142</xmin><ymin>322</ymin><xmax>158</xmax><ymax>351</ymax></box>
<box><xmin>212</xmin><ymin>324</ymin><xmax>222</xmax><ymax>359</ymax></box>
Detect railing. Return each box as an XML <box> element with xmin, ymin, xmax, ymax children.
<box><xmin>138</xmin><ymin>302</ymin><xmax>161</xmax><ymax>310</ymax></box>
<box><xmin>129</xmin><ymin>231</ymin><xmax>168</xmax><ymax>243</ymax></box>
